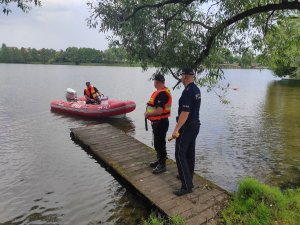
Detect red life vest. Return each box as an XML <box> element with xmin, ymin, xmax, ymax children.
<box><xmin>147</xmin><ymin>87</ymin><xmax>172</xmax><ymax>121</ymax></box>
<box><xmin>85</xmin><ymin>85</ymin><xmax>97</xmax><ymax>99</ymax></box>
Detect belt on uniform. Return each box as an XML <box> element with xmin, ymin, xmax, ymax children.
<box><xmin>151</xmin><ymin>118</ymin><xmax>168</xmax><ymax>125</ymax></box>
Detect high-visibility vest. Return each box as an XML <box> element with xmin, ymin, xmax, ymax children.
<box><xmin>85</xmin><ymin>85</ymin><xmax>97</xmax><ymax>99</ymax></box>
<box><xmin>147</xmin><ymin>87</ymin><xmax>172</xmax><ymax>121</ymax></box>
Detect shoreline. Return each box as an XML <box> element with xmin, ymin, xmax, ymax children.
<box><xmin>0</xmin><ymin>62</ymin><xmax>268</xmax><ymax>70</ymax></box>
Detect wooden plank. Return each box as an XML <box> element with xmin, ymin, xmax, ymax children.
<box><xmin>70</xmin><ymin>123</ymin><xmax>230</xmax><ymax>224</ymax></box>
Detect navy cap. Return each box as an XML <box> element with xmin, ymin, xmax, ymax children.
<box><xmin>180</xmin><ymin>67</ymin><xmax>195</xmax><ymax>75</ymax></box>
<box><xmin>154</xmin><ymin>74</ymin><xmax>165</xmax><ymax>82</ymax></box>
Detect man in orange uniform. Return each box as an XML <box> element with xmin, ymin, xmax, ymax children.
<box><xmin>144</xmin><ymin>74</ymin><xmax>172</xmax><ymax>174</ymax></box>
<box><xmin>84</xmin><ymin>81</ymin><xmax>102</xmax><ymax>104</ymax></box>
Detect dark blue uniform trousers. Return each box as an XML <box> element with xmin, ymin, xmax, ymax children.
<box><xmin>175</xmin><ymin>120</ymin><xmax>200</xmax><ymax>190</ymax></box>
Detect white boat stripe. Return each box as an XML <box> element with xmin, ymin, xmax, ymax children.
<box><xmin>51</xmin><ymin>104</ymin><xmax>135</xmax><ymax>114</ymax></box>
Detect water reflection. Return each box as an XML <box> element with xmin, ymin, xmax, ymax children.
<box><xmin>104</xmin><ymin>183</ymin><xmax>149</xmax><ymax>225</ymax></box>
<box><xmin>2</xmin><ymin>183</ymin><xmax>149</xmax><ymax>225</ymax></box>
<box><xmin>263</xmin><ymin>79</ymin><xmax>300</xmax><ymax>188</ymax></box>
<box><xmin>4</xmin><ymin>209</ymin><xmax>62</xmax><ymax>225</ymax></box>
<box><xmin>3</xmin><ymin>193</ymin><xmax>63</xmax><ymax>225</ymax></box>
<box><xmin>50</xmin><ymin>110</ymin><xmax>136</xmax><ymax>135</ymax></box>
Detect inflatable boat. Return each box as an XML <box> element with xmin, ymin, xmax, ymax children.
<box><xmin>50</xmin><ymin>88</ymin><xmax>136</xmax><ymax>118</ymax></box>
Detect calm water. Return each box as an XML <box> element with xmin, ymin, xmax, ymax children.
<box><xmin>0</xmin><ymin>64</ymin><xmax>299</xmax><ymax>225</ymax></box>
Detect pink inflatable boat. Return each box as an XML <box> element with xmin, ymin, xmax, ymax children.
<box><xmin>50</xmin><ymin>88</ymin><xmax>136</xmax><ymax>118</ymax></box>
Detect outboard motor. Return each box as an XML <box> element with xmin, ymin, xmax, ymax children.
<box><xmin>65</xmin><ymin>88</ymin><xmax>77</xmax><ymax>102</ymax></box>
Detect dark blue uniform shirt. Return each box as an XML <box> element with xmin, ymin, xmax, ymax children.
<box><xmin>178</xmin><ymin>82</ymin><xmax>201</xmax><ymax>122</ymax></box>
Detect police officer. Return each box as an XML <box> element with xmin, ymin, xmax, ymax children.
<box><xmin>171</xmin><ymin>68</ymin><xmax>201</xmax><ymax>196</ymax></box>
<box><xmin>144</xmin><ymin>74</ymin><xmax>172</xmax><ymax>174</ymax></box>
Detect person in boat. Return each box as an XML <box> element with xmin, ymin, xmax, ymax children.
<box><xmin>171</xmin><ymin>67</ymin><xmax>201</xmax><ymax>196</ymax></box>
<box><xmin>144</xmin><ymin>73</ymin><xmax>172</xmax><ymax>174</ymax></box>
<box><xmin>84</xmin><ymin>81</ymin><xmax>103</xmax><ymax>104</ymax></box>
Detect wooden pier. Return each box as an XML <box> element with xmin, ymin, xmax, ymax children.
<box><xmin>70</xmin><ymin>124</ymin><xmax>229</xmax><ymax>225</ymax></box>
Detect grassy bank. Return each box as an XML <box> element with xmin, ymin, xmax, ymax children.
<box><xmin>143</xmin><ymin>178</ymin><xmax>300</xmax><ymax>225</ymax></box>
<box><xmin>143</xmin><ymin>214</ymin><xmax>186</xmax><ymax>225</ymax></box>
<box><xmin>222</xmin><ymin>177</ymin><xmax>300</xmax><ymax>225</ymax></box>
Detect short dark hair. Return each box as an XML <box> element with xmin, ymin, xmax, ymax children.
<box><xmin>180</xmin><ymin>67</ymin><xmax>195</xmax><ymax>75</ymax></box>
<box><xmin>86</xmin><ymin>81</ymin><xmax>90</xmax><ymax>86</ymax></box>
<box><xmin>154</xmin><ymin>74</ymin><xmax>165</xmax><ymax>82</ymax></box>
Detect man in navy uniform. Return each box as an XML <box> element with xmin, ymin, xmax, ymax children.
<box><xmin>171</xmin><ymin>67</ymin><xmax>201</xmax><ymax>196</ymax></box>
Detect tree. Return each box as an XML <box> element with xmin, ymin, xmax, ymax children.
<box><xmin>87</xmin><ymin>0</ymin><xmax>300</xmax><ymax>85</ymax></box>
<box><xmin>214</xmin><ymin>48</ymin><xmax>238</xmax><ymax>65</ymax></box>
<box><xmin>103</xmin><ymin>46</ymin><xmax>128</xmax><ymax>64</ymax></box>
<box><xmin>48</xmin><ymin>50</ymin><xmax>65</xmax><ymax>64</ymax></box>
<box><xmin>0</xmin><ymin>43</ymin><xmax>9</xmax><ymax>62</ymax></box>
<box><xmin>78</xmin><ymin>48</ymin><xmax>104</xmax><ymax>63</ymax></box>
<box><xmin>262</xmin><ymin>15</ymin><xmax>300</xmax><ymax>79</ymax></box>
<box><xmin>0</xmin><ymin>44</ymin><xmax>24</xmax><ymax>63</ymax></box>
<box><xmin>239</xmin><ymin>49</ymin><xmax>255</xmax><ymax>68</ymax></box>
<box><xmin>30</xmin><ymin>48</ymin><xmax>39</xmax><ymax>62</ymax></box>
<box><xmin>10</xmin><ymin>47</ymin><xmax>24</xmax><ymax>63</ymax></box>
<box><xmin>38</xmin><ymin>48</ymin><xmax>56</xmax><ymax>64</ymax></box>
<box><xmin>63</xmin><ymin>47</ymin><xmax>81</xmax><ymax>64</ymax></box>
<box><xmin>1</xmin><ymin>0</ymin><xmax>41</xmax><ymax>14</ymax></box>
<box><xmin>20</xmin><ymin>47</ymin><xmax>33</xmax><ymax>63</ymax></box>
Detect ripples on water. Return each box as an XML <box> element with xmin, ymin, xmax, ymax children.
<box><xmin>0</xmin><ymin>65</ymin><xmax>149</xmax><ymax>225</ymax></box>
<box><xmin>1</xmin><ymin>112</ymin><xmax>148</xmax><ymax>225</ymax></box>
<box><xmin>0</xmin><ymin>65</ymin><xmax>299</xmax><ymax>224</ymax></box>
<box><xmin>194</xmin><ymin>75</ymin><xmax>300</xmax><ymax>191</ymax></box>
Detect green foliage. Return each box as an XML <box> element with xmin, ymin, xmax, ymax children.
<box><xmin>2</xmin><ymin>43</ymin><xmax>254</xmax><ymax>69</ymax></box>
<box><xmin>87</xmin><ymin>0</ymin><xmax>300</xmax><ymax>81</ymax></box>
<box><xmin>0</xmin><ymin>44</ymin><xmax>128</xmax><ymax>65</ymax></box>
<box><xmin>239</xmin><ymin>49</ymin><xmax>255</xmax><ymax>68</ymax></box>
<box><xmin>262</xmin><ymin>15</ymin><xmax>300</xmax><ymax>78</ymax></box>
<box><xmin>222</xmin><ymin>177</ymin><xmax>300</xmax><ymax>225</ymax></box>
<box><xmin>143</xmin><ymin>213</ymin><xmax>186</xmax><ymax>225</ymax></box>
<box><xmin>1</xmin><ymin>0</ymin><xmax>41</xmax><ymax>14</ymax></box>
<box><xmin>104</xmin><ymin>47</ymin><xmax>128</xmax><ymax>63</ymax></box>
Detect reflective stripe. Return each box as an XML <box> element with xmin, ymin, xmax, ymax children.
<box><xmin>147</xmin><ymin>87</ymin><xmax>172</xmax><ymax>121</ymax></box>
<box><xmin>147</xmin><ymin>106</ymin><xmax>156</xmax><ymax>113</ymax></box>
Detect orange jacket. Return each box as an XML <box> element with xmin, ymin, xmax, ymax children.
<box><xmin>85</xmin><ymin>85</ymin><xmax>97</xmax><ymax>99</ymax></box>
<box><xmin>147</xmin><ymin>87</ymin><xmax>172</xmax><ymax>121</ymax></box>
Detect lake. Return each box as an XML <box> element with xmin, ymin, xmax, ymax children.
<box><xmin>0</xmin><ymin>64</ymin><xmax>299</xmax><ymax>224</ymax></box>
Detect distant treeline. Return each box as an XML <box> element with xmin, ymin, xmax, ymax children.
<box><xmin>0</xmin><ymin>43</ymin><xmax>129</xmax><ymax>65</ymax></box>
<box><xmin>0</xmin><ymin>43</ymin><xmax>264</xmax><ymax>68</ymax></box>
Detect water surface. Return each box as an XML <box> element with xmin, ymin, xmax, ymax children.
<box><xmin>0</xmin><ymin>64</ymin><xmax>299</xmax><ymax>224</ymax></box>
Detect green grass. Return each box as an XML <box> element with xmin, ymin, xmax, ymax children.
<box><xmin>221</xmin><ymin>177</ymin><xmax>300</xmax><ymax>225</ymax></box>
<box><xmin>142</xmin><ymin>213</ymin><xmax>186</xmax><ymax>225</ymax></box>
<box><xmin>142</xmin><ymin>178</ymin><xmax>300</xmax><ymax>225</ymax></box>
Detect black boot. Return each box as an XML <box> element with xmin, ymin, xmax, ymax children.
<box><xmin>173</xmin><ymin>188</ymin><xmax>192</xmax><ymax>196</ymax></box>
<box><xmin>152</xmin><ymin>158</ymin><xmax>166</xmax><ymax>174</ymax></box>
<box><xmin>149</xmin><ymin>160</ymin><xmax>159</xmax><ymax>168</ymax></box>
<box><xmin>152</xmin><ymin>163</ymin><xmax>166</xmax><ymax>174</ymax></box>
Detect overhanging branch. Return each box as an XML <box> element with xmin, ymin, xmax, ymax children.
<box><xmin>174</xmin><ymin>18</ymin><xmax>213</xmax><ymax>29</ymax></box>
<box><xmin>264</xmin><ymin>10</ymin><xmax>275</xmax><ymax>34</ymax></box>
<box><xmin>193</xmin><ymin>1</ymin><xmax>300</xmax><ymax>67</ymax></box>
<box><xmin>124</xmin><ymin>0</ymin><xmax>195</xmax><ymax>21</ymax></box>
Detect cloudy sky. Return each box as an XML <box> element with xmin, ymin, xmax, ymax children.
<box><xmin>0</xmin><ymin>0</ymin><xmax>108</xmax><ymax>50</ymax></box>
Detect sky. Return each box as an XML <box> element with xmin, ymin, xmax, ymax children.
<box><xmin>0</xmin><ymin>0</ymin><xmax>109</xmax><ymax>51</ymax></box>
